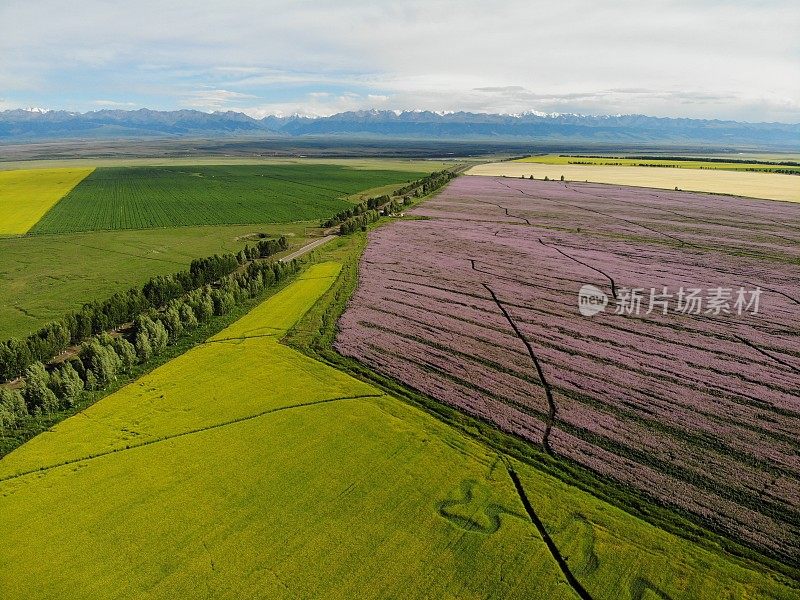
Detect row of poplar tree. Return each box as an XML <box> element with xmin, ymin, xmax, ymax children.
<box><xmin>0</xmin><ymin>237</ymin><xmax>289</xmax><ymax>382</ymax></box>
<box><xmin>1</xmin><ymin>257</ymin><xmax>299</xmax><ymax>433</ymax></box>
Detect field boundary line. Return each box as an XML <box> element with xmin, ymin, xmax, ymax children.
<box><xmin>0</xmin><ymin>393</ymin><xmax>384</xmax><ymax>484</ymax></box>
<box><xmin>204</xmin><ymin>332</ymin><xmax>283</xmax><ymax>343</ymax></box>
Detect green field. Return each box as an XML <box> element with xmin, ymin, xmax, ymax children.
<box><xmin>515</xmin><ymin>154</ymin><xmax>800</xmax><ymax>173</ymax></box>
<box><xmin>0</xmin><ymin>261</ymin><xmax>794</xmax><ymax>599</ymax></box>
<box><xmin>0</xmin><ymin>160</ymin><xmax>435</xmax><ymax>340</ymax></box>
<box><xmin>29</xmin><ymin>164</ymin><xmax>428</xmax><ymax>233</ymax></box>
<box><xmin>0</xmin><ymin>223</ymin><xmax>312</xmax><ymax>339</ymax></box>
<box><xmin>0</xmin><ymin>168</ymin><xmax>93</xmax><ymax>235</ymax></box>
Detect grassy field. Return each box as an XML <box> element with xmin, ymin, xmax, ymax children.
<box><xmin>515</xmin><ymin>154</ymin><xmax>800</xmax><ymax>173</ymax></box>
<box><xmin>0</xmin><ymin>168</ymin><xmax>93</xmax><ymax>234</ymax></box>
<box><xmin>0</xmin><ymin>260</ymin><xmax>794</xmax><ymax>598</ymax></box>
<box><xmin>0</xmin><ymin>223</ymin><xmax>312</xmax><ymax>340</ymax></box>
<box><xmin>29</xmin><ymin>164</ymin><xmax>428</xmax><ymax>234</ymax></box>
<box><xmin>467</xmin><ymin>162</ymin><xmax>800</xmax><ymax>202</ymax></box>
<box><xmin>0</xmin><ymin>160</ymin><xmax>437</xmax><ymax>339</ymax></box>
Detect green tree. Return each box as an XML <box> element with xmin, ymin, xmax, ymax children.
<box><xmin>179</xmin><ymin>303</ymin><xmax>199</xmax><ymax>330</ymax></box>
<box><xmin>51</xmin><ymin>362</ymin><xmax>84</xmax><ymax>408</ymax></box>
<box><xmin>23</xmin><ymin>362</ymin><xmax>59</xmax><ymax>414</ymax></box>
<box><xmin>134</xmin><ymin>330</ymin><xmax>152</xmax><ymax>363</ymax></box>
<box><xmin>195</xmin><ymin>291</ymin><xmax>215</xmax><ymax>322</ymax></box>
<box><xmin>0</xmin><ymin>388</ymin><xmax>27</xmax><ymax>430</ymax></box>
<box><xmin>161</xmin><ymin>305</ymin><xmax>183</xmax><ymax>341</ymax></box>
<box><xmin>110</xmin><ymin>337</ymin><xmax>137</xmax><ymax>372</ymax></box>
<box><xmin>79</xmin><ymin>339</ymin><xmax>122</xmax><ymax>388</ymax></box>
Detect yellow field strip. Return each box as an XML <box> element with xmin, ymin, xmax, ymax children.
<box><xmin>467</xmin><ymin>162</ymin><xmax>800</xmax><ymax>203</ymax></box>
<box><xmin>0</xmin><ymin>168</ymin><xmax>94</xmax><ymax>234</ymax></box>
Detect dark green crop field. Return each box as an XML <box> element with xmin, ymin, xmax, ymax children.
<box><xmin>30</xmin><ymin>164</ymin><xmax>427</xmax><ymax>233</ymax></box>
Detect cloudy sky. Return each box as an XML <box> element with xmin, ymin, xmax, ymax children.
<box><xmin>1</xmin><ymin>1</ymin><xmax>798</xmax><ymax>122</ymax></box>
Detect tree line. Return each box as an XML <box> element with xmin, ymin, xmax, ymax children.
<box><xmin>338</xmin><ymin>198</ymin><xmax>405</xmax><ymax>234</ymax></box>
<box><xmin>321</xmin><ymin>195</ymin><xmax>392</xmax><ymax>228</ymax></box>
<box><xmin>321</xmin><ymin>169</ymin><xmax>457</xmax><ymax>229</ymax></box>
<box><xmin>0</xmin><ymin>237</ymin><xmax>289</xmax><ymax>383</ymax></box>
<box><xmin>391</xmin><ymin>169</ymin><xmax>455</xmax><ymax>198</ymax></box>
<box><xmin>337</xmin><ymin>170</ymin><xmax>457</xmax><ymax>235</ymax></box>
<box><xmin>0</xmin><ymin>257</ymin><xmax>299</xmax><ymax>434</ymax></box>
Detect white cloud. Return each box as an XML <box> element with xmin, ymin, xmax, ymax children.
<box><xmin>181</xmin><ymin>89</ymin><xmax>256</xmax><ymax>111</ymax></box>
<box><xmin>92</xmin><ymin>99</ymin><xmax>138</xmax><ymax>107</ymax></box>
<box><xmin>240</xmin><ymin>92</ymin><xmax>391</xmax><ymax>118</ymax></box>
<box><xmin>0</xmin><ymin>0</ymin><xmax>798</xmax><ymax>121</ymax></box>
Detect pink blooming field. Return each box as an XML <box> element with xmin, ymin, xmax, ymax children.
<box><xmin>335</xmin><ymin>175</ymin><xmax>800</xmax><ymax>562</ymax></box>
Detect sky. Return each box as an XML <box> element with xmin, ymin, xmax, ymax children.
<box><xmin>1</xmin><ymin>1</ymin><xmax>798</xmax><ymax>123</ymax></box>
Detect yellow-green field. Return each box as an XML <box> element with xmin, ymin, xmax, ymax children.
<box><xmin>0</xmin><ymin>262</ymin><xmax>794</xmax><ymax>599</ymax></box>
<box><xmin>0</xmin><ymin>167</ymin><xmax>93</xmax><ymax>234</ymax></box>
<box><xmin>515</xmin><ymin>154</ymin><xmax>800</xmax><ymax>173</ymax></box>
<box><xmin>467</xmin><ymin>161</ymin><xmax>800</xmax><ymax>203</ymax></box>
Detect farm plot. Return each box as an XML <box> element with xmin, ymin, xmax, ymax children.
<box><xmin>0</xmin><ymin>261</ymin><xmax>794</xmax><ymax>599</ymax></box>
<box><xmin>0</xmin><ymin>222</ymin><xmax>311</xmax><ymax>339</ymax></box>
<box><xmin>515</xmin><ymin>154</ymin><xmax>800</xmax><ymax>174</ymax></box>
<box><xmin>336</xmin><ymin>175</ymin><xmax>800</xmax><ymax>565</ymax></box>
<box><xmin>0</xmin><ymin>168</ymin><xmax>93</xmax><ymax>235</ymax></box>
<box><xmin>29</xmin><ymin>164</ymin><xmax>428</xmax><ymax>233</ymax></box>
<box><xmin>468</xmin><ymin>162</ymin><xmax>800</xmax><ymax>202</ymax></box>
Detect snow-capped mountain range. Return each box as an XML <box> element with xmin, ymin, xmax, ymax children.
<box><xmin>1</xmin><ymin>108</ymin><xmax>797</xmax><ymax>149</ymax></box>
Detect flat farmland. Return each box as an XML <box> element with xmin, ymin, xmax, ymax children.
<box><xmin>467</xmin><ymin>162</ymin><xmax>800</xmax><ymax>202</ymax></box>
<box><xmin>0</xmin><ymin>223</ymin><xmax>311</xmax><ymax>339</ymax></box>
<box><xmin>29</xmin><ymin>164</ymin><xmax>429</xmax><ymax>233</ymax></box>
<box><xmin>515</xmin><ymin>154</ymin><xmax>800</xmax><ymax>174</ymax></box>
<box><xmin>1</xmin><ymin>261</ymin><xmax>793</xmax><ymax>599</ymax></box>
<box><xmin>336</xmin><ymin>175</ymin><xmax>800</xmax><ymax>565</ymax></box>
<box><xmin>0</xmin><ymin>168</ymin><xmax>93</xmax><ymax>234</ymax></box>
<box><xmin>0</xmin><ymin>159</ymin><xmax>436</xmax><ymax>339</ymax></box>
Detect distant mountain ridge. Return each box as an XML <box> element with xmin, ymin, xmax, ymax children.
<box><xmin>1</xmin><ymin>108</ymin><xmax>798</xmax><ymax>149</ymax></box>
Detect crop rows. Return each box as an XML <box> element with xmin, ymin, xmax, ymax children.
<box><xmin>30</xmin><ymin>165</ymin><xmax>427</xmax><ymax>233</ymax></box>
<box><xmin>336</xmin><ymin>175</ymin><xmax>800</xmax><ymax>563</ymax></box>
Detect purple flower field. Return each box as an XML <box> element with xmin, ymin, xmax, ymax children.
<box><xmin>336</xmin><ymin>175</ymin><xmax>800</xmax><ymax>561</ymax></box>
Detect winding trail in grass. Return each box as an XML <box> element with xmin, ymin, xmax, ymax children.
<box><xmin>505</xmin><ymin>463</ymin><xmax>594</xmax><ymax>600</ymax></box>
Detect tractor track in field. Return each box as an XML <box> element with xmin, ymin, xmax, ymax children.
<box><xmin>0</xmin><ymin>393</ymin><xmax>384</xmax><ymax>485</ymax></box>
<box><xmin>494</xmin><ymin>178</ymin><xmax>687</xmax><ymax>246</ymax></box>
<box><xmin>505</xmin><ymin>463</ymin><xmax>594</xmax><ymax>600</ymax></box>
<box><xmin>734</xmin><ymin>335</ymin><xmax>800</xmax><ymax>375</ymax></box>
